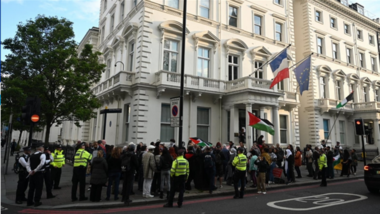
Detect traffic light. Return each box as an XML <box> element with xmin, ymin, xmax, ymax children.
<box><xmin>30</xmin><ymin>98</ymin><xmax>41</xmax><ymax>123</ymax></box>
<box><xmin>355</xmin><ymin>119</ymin><xmax>364</xmax><ymax>135</ymax></box>
<box><xmin>21</xmin><ymin>98</ymin><xmax>34</xmax><ymax>125</ymax></box>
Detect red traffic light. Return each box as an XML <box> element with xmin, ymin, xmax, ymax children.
<box><xmin>31</xmin><ymin>114</ymin><xmax>40</xmax><ymax>123</ymax></box>
<box><xmin>356</xmin><ymin>121</ymin><xmax>361</xmax><ymax>125</ymax></box>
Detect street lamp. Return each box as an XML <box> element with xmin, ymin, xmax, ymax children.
<box><xmin>114</xmin><ymin>61</ymin><xmax>124</xmax><ymax>71</ymax></box>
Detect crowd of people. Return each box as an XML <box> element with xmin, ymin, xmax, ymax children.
<box><xmin>14</xmin><ymin>136</ymin><xmax>358</xmax><ymax>208</ymax></box>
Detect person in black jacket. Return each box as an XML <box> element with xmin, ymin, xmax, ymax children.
<box><xmin>122</xmin><ymin>144</ymin><xmax>139</xmax><ymax>206</ymax></box>
<box><xmin>106</xmin><ymin>147</ymin><xmax>122</xmax><ymax>201</ymax></box>
<box><xmin>159</xmin><ymin>147</ymin><xmax>173</xmax><ymax>199</ymax></box>
<box><xmin>313</xmin><ymin>147</ymin><xmax>320</xmax><ymax>179</ymax></box>
<box><xmin>90</xmin><ymin>150</ymin><xmax>108</xmax><ymax>202</ymax></box>
<box><xmin>137</xmin><ymin>145</ymin><xmax>146</xmax><ymax>192</ymax></box>
<box><xmin>185</xmin><ymin>146</ymin><xmax>196</xmax><ymax>190</ymax></box>
<box><xmin>326</xmin><ymin>146</ymin><xmax>334</xmax><ymax>179</ymax></box>
<box><xmin>255</xmin><ymin>155</ymin><xmax>268</xmax><ymax>194</ymax></box>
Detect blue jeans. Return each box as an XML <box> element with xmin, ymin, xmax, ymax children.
<box><xmin>269</xmin><ymin>162</ymin><xmax>276</xmax><ymax>182</ymax></box>
<box><xmin>106</xmin><ymin>172</ymin><xmax>121</xmax><ymax>199</ymax></box>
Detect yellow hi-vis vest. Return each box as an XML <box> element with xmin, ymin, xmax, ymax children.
<box><xmin>51</xmin><ymin>149</ymin><xmax>65</xmax><ymax>168</ymax></box>
<box><xmin>318</xmin><ymin>153</ymin><xmax>327</xmax><ymax>170</ymax></box>
<box><xmin>170</xmin><ymin>155</ymin><xmax>189</xmax><ymax>179</ymax></box>
<box><xmin>73</xmin><ymin>148</ymin><xmax>92</xmax><ymax>167</ymax></box>
<box><xmin>233</xmin><ymin>153</ymin><xmax>247</xmax><ymax>171</ymax></box>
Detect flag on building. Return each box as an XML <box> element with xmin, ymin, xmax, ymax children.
<box><xmin>189</xmin><ymin>138</ymin><xmax>208</xmax><ymax>147</ymax></box>
<box><xmin>269</xmin><ymin>48</ymin><xmax>289</xmax><ymax>89</ymax></box>
<box><xmin>294</xmin><ymin>55</ymin><xmax>311</xmax><ymax>95</ymax></box>
<box><xmin>248</xmin><ymin>111</ymin><xmax>274</xmax><ymax>135</ymax></box>
<box><xmin>336</xmin><ymin>91</ymin><xmax>354</xmax><ymax>109</ymax></box>
<box><xmin>333</xmin><ymin>153</ymin><xmax>342</xmax><ymax>170</ymax></box>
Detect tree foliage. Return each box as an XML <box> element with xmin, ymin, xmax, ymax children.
<box><xmin>1</xmin><ymin>15</ymin><xmax>105</xmax><ymax>143</ymax></box>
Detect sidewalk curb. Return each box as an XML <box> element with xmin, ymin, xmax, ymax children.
<box><xmin>4</xmin><ymin>175</ymin><xmax>364</xmax><ymax>210</ymax></box>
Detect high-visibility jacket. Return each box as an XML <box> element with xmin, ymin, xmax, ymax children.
<box><xmin>318</xmin><ymin>153</ymin><xmax>327</xmax><ymax>170</ymax></box>
<box><xmin>170</xmin><ymin>155</ymin><xmax>189</xmax><ymax>180</ymax></box>
<box><xmin>51</xmin><ymin>149</ymin><xmax>65</xmax><ymax>168</ymax></box>
<box><xmin>73</xmin><ymin>148</ymin><xmax>92</xmax><ymax>167</ymax></box>
<box><xmin>232</xmin><ymin>153</ymin><xmax>247</xmax><ymax>171</ymax></box>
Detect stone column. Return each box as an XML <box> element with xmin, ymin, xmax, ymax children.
<box><xmin>272</xmin><ymin>106</ymin><xmax>281</xmax><ymax>145</ymax></box>
<box><xmin>246</xmin><ymin>103</ymin><xmax>253</xmax><ymax>149</ymax></box>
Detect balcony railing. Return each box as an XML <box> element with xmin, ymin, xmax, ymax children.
<box><xmin>354</xmin><ymin>102</ymin><xmax>380</xmax><ymax>111</ymax></box>
<box><xmin>92</xmin><ymin>71</ymin><xmax>135</xmax><ymax>95</ymax></box>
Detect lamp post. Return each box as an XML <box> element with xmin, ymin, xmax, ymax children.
<box><xmin>114</xmin><ymin>61</ymin><xmax>125</xmax><ymax>71</ymax></box>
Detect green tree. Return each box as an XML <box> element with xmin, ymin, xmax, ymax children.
<box><xmin>1</xmin><ymin>15</ymin><xmax>105</xmax><ymax>144</ymax></box>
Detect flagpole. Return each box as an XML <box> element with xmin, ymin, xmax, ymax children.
<box><xmin>248</xmin><ymin>44</ymin><xmax>291</xmax><ymax>77</ymax></box>
<box><xmin>326</xmin><ymin>109</ymin><xmax>342</xmax><ymax>142</ymax></box>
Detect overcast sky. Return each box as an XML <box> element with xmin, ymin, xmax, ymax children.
<box><xmin>1</xmin><ymin>0</ymin><xmax>380</xmax><ymax>61</ymax></box>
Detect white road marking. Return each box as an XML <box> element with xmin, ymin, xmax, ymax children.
<box><xmin>267</xmin><ymin>193</ymin><xmax>367</xmax><ymax>211</ymax></box>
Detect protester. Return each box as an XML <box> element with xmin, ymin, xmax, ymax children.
<box><xmin>106</xmin><ymin>147</ymin><xmax>122</xmax><ymax>201</ymax></box>
<box><xmin>160</xmin><ymin>147</ymin><xmax>173</xmax><ymax>199</ymax></box>
<box><xmin>137</xmin><ymin>145</ymin><xmax>147</xmax><ymax>192</ymax></box>
<box><xmin>257</xmin><ymin>135</ymin><xmax>264</xmax><ymax>147</ymax></box>
<box><xmin>285</xmin><ymin>145</ymin><xmax>295</xmax><ymax>185</ymax></box>
<box><xmin>350</xmin><ymin>149</ymin><xmax>358</xmax><ymax>176</ymax></box>
<box><xmin>294</xmin><ymin>146</ymin><xmax>302</xmax><ymax>178</ymax></box>
<box><xmin>203</xmin><ymin>146</ymin><xmax>216</xmax><ymax>194</ymax></box>
<box><xmin>326</xmin><ymin>146</ymin><xmax>334</xmax><ymax>179</ymax></box>
<box><xmin>313</xmin><ymin>147</ymin><xmax>320</xmax><ymax>179</ymax></box>
<box><xmin>255</xmin><ymin>154</ymin><xmax>268</xmax><ymax>194</ymax></box>
<box><xmin>142</xmin><ymin>145</ymin><xmax>156</xmax><ymax>198</ymax></box>
<box><xmin>90</xmin><ymin>150</ymin><xmax>108</xmax><ymax>202</ymax></box>
<box><xmin>305</xmin><ymin>146</ymin><xmax>314</xmax><ymax>177</ymax></box>
<box><xmin>122</xmin><ymin>143</ymin><xmax>139</xmax><ymax>206</ymax></box>
<box><xmin>225</xmin><ymin>148</ymin><xmax>236</xmax><ymax>185</ymax></box>
<box><xmin>268</xmin><ymin>147</ymin><xmax>277</xmax><ymax>184</ymax></box>
<box><xmin>214</xmin><ymin>144</ymin><xmax>225</xmax><ymax>189</ymax></box>
<box><xmin>151</xmin><ymin>145</ymin><xmax>162</xmax><ymax>196</ymax></box>
<box><xmin>184</xmin><ymin>146</ymin><xmax>196</xmax><ymax>190</ymax></box>
<box><xmin>340</xmin><ymin>149</ymin><xmax>351</xmax><ymax>177</ymax></box>
<box><xmin>248</xmin><ymin>150</ymin><xmax>258</xmax><ymax>188</ymax></box>
<box><xmin>275</xmin><ymin>144</ymin><xmax>283</xmax><ymax>170</ymax></box>
<box><xmin>169</xmin><ymin>147</ymin><xmax>177</xmax><ymax>160</ymax></box>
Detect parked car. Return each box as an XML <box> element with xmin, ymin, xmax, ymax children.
<box><xmin>364</xmin><ymin>155</ymin><xmax>380</xmax><ymax>193</ymax></box>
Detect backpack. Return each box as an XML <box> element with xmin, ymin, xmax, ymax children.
<box><xmin>121</xmin><ymin>153</ymin><xmax>131</xmax><ymax>172</ymax></box>
<box><xmin>215</xmin><ymin>153</ymin><xmax>222</xmax><ymax>165</ymax></box>
<box><xmin>204</xmin><ymin>154</ymin><xmax>215</xmax><ymax>169</ymax></box>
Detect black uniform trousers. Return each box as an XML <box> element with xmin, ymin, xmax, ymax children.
<box><xmin>167</xmin><ymin>175</ymin><xmax>186</xmax><ymax>206</ymax></box>
<box><xmin>43</xmin><ymin>168</ymin><xmax>54</xmax><ymax>197</ymax></box>
<box><xmin>51</xmin><ymin>167</ymin><xmax>62</xmax><ymax>188</ymax></box>
<box><xmin>71</xmin><ymin>166</ymin><xmax>87</xmax><ymax>200</ymax></box>
<box><xmin>90</xmin><ymin>184</ymin><xmax>103</xmax><ymax>202</ymax></box>
<box><xmin>233</xmin><ymin>170</ymin><xmax>246</xmax><ymax>198</ymax></box>
<box><xmin>320</xmin><ymin>167</ymin><xmax>327</xmax><ymax>186</ymax></box>
<box><xmin>122</xmin><ymin>171</ymin><xmax>134</xmax><ymax>203</ymax></box>
<box><xmin>16</xmin><ymin>171</ymin><xmax>29</xmax><ymax>202</ymax></box>
<box><xmin>27</xmin><ymin>172</ymin><xmax>44</xmax><ymax>205</ymax></box>
<box><xmin>313</xmin><ymin>161</ymin><xmax>320</xmax><ymax>179</ymax></box>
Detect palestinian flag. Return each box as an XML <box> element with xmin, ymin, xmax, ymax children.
<box><xmin>336</xmin><ymin>91</ymin><xmax>354</xmax><ymax>109</ymax></box>
<box><xmin>189</xmin><ymin>138</ymin><xmax>208</xmax><ymax>147</ymax></box>
<box><xmin>248</xmin><ymin>112</ymin><xmax>274</xmax><ymax>135</ymax></box>
<box><xmin>333</xmin><ymin>153</ymin><xmax>342</xmax><ymax>170</ymax></box>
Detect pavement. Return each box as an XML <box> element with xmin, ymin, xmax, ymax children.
<box><xmin>1</xmin><ymin>148</ymin><xmax>366</xmax><ymax>210</ymax></box>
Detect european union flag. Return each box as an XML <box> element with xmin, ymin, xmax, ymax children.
<box><xmin>294</xmin><ymin>56</ymin><xmax>311</xmax><ymax>95</ymax></box>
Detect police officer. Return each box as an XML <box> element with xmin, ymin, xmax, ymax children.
<box><xmin>71</xmin><ymin>142</ymin><xmax>92</xmax><ymax>202</ymax></box>
<box><xmin>15</xmin><ymin>146</ymin><xmax>32</xmax><ymax>204</ymax></box>
<box><xmin>51</xmin><ymin>144</ymin><xmax>65</xmax><ymax>189</ymax></box>
<box><xmin>26</xmin><ymin>143</ymin><xmax>46</xmax><ymax>207</ymax></box>
<box><xmin>318</xmin><ymin>149</ymin><xmax>327</xmax><ymax>187</ymax></box>
<box><xmin>232</xmin><ymin>147</ymin><xmax>247</xmax><ymax>199</ymax></box>
<box><xmin>43</xmin><ymin>146</ymin><xmax>55</xmax><ymax>199</ymax></box>
<box><xmin>163</xmin><ymin>149</ymin><xmax>189</xmax><ymax>208</ymax></box>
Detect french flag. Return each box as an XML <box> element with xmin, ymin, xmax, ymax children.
<box><xmin>269</xmin><ymin>49</ymin><xmax>289</xmax><ymax>89</ymax></box>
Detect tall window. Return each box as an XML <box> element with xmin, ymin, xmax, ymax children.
<box><xmin>330</xmin><ymin>17</ymin><xmax>336</xmax><ymax>28</ymax></box>
<box><xmin>323</xmin><ymin>119</ymin><xmax>329</xmax><ymax>140</ymax></box>
<box><xmin>106</xmin><ymin>59</ymin><xmax>111</xmax><ymax>79</ymax></box>
<box><xmin>364</xmin><ymin>87</ymin><xmax>368</xmax><ymax>102</ymax></box>
<box><xmin>339</xmin><ymin>121</ymin><xmax>345</xmax><ymax>145</ymax></box>
<box><xmin>133</xmin><ymin>0</ymin><xmax>137</xmax><ymax>6</ymax></box>
<box><xmin>120</xmin><ymin>1</ymin><xmax>125</xmax><ymax>21</ymax></box>
<box><xmin>315</xmin><ymin>11</ymin><xmax>321</xmax><ymax>22</ymax></box>
<box><xmin>376</xmin><ymin>89</ymin><xmax>380</xmax><ymax>102</ymax></box>
<box><xmin>320</xmin><ymin>77</ymin><xmax>326</xmax><ymax>98</ymax></box>
<box><xmin>163</xmin><ymin>40</ymin><xmax>179</xmax><ymax>72</ymax></box>
<box><xmin>332</xmin><ymin>43</ymin><xmax>338</xmax><ymax>59</ymax></box>
<box><xmin>277</xmin><ymin>81</ymin><xmax>284</xmax><ymax>91</ymax></box>
<box><xmin>197</xmin><ymin>107</ymin><xmax>210</xmax><ymax>142</ymax></box>
<box><xmin>197</xmin><ymin>47</ymin><xmax>210</xmax><ymax>77</ymax></box>
<box><xmin>275</xmin><ymin>23</ymin><xmax>282</xmax><ymax>42</ymax></box>
<box><xmin>350</xmin><ymin>84</ymin><xmax>355</xmax><ymax>102</ymax></box>
<box><xmin>371</xmin><ymin>57</ymin><xmax>377</xmax><ymax>72</ymax></box>
<box><xmin>369</xmin><ymin>35</ymin><xmax>374</xmax><ymax>44</ymax></box>
<box><xmin>160</xmin><ymin>104</ymin><xmax>174</xmax><ymax>142</ymax></box>
<box><xmin>280</xmin><ymin>115</ymin><xmax>287</xmax><ymax>144</ymax></box>
<box><xmin>166</xmin><ymin>0</ymin><xmax>179</xmax><ymax>9</ymax></box>
<box><xmin>104</xmin><ymin>0</ymin><xmax>107</xmax><ymax>12</ymax></box>
<box><xmin>336</xmin><ymin>81</ymin><xmax>342</xmax><ymax>100</ymax></box>
<box><xmin>125</xmin><ymin>104</ymin><xmax>130</xmax><ymax>141</ymax></box>
<box><xmin>228</xmin><ymin>55</ymin><xmax>239</xmax><ymax>80</ymax></box>
<box><xmin>200</xmin><ymin>0</ymin><xmax>210</xmax><ymax>18</ymax></box>
<box><xmin>274</xmin><ymin>0</ymin><xmax>281</xmax><ymax>5</ymax></box>
<box><xmin>110</xmin><ymin>14</ymin><xmax>115</xmax><ymax>32</ymax></box>
<box><xmin>254</xmin><ymin>61</ymin><xmax>263</xmax><ymax>79</ymax></box>
<box><xmin>346</xmin><ymin>48</ymin><xmax>352</xmax><ymax>64</ymax></box>
<box><xmin>229</xmin><ymin>6</ymin><xmax>238</xmax><ymax>27</ymax></box>
<box><xmin>344</xmin><ymin>24</ymin><xmax>350</xmax><ymax>34</ymax></box>
<box><xmin>357</xmin><ymin>30</ymin><xmax>362</xmax><ymax>39</ymax></box>
<box><xmin>317</xmin><ymin>37</ymin><xmax>323</xmax><ymax>54</ymax></box>
<box><xmin>128</xmin><ymin>43</ymin><xmax>135</xmax><ymax>71</ymax></box>
<box><xmin>254</xmin><ymin>15</ymin><xmax>262</xmax><ymax>35</ymax></box>
<box><xmin>359</xmin><ymin>53</ymin><xmax>365</xmax><ymax>68</ymax></box>
<box><xmin>101</xmin><ymin>26</ymin><xmax>105</xmax><ymax>41</ymax></box>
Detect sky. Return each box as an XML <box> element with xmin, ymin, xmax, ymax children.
<box><xmin>1</xmin><ymin>0</ymin><xmax>380</xmax><ymax>61</ymax></box>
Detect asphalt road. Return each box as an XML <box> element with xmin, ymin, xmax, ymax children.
<box><xmin>3</xmin><ymin>179</ymin><xmax>379</xmax><ymax>214</ymax></box>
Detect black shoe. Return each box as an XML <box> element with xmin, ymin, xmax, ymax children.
<box><xmin>177</xmin><ymin>204</ymin><xmax>182</xmax><ymax>208</ymax></box>
<box><xmin>15</xmin><ymin>201</ymin><xmax>22</xmax><ymax>204</ymax></box>
<box><xmin>22</xmin><ymin>198</ymin><xmax>28</xmax><ymax>201</ymax></box>
<box><xmin>27</xmin><ymin>203</ymin><xmax>34</xmax><ymax>206</ymax></box>
<box><xmin>53</xmin><ymin>187</ymin><xmax>61</xmax><ymax>190</ymax></box>
<box><xmin>159</xmin><ymin>192</ymin><xmax>163</xmax><ymax>199</ymax></box>
<box><xmin>105</xmin><ymin>197</ymin><xmax>110</xmax><ymax>201</ymax></box>
<box><xmin>72</xmin><ymin>198</ymin><xmax>78</xmax><ymax>202</ymax></box>
<box><xmin>47</xmin><ymin>195</ymin><xmax>56</xmax><ymax>199</ymax></box>
<box><xmin>79</xmin><ymin>197</ymin><xmax>88</xmax><ymax>201</ymax></box>
<box><xmin>239</xmin><ymin>196</ymin><xmax>243</xmax><ymax>199</ymax></box>
<box><xmin>114</xmin><ymin>197</ymin><xmax>119</xmax><ymax>201</ymax></box>
<box><xmin>163</xmin><ymin>203</ymin><xmax>173</xmax><ymax>208</ymax></box>
<box><xmin>233</xmin><ymin>195</ymin><xmax>239</xmax><ymax>199</ymax></box>
<box><xmin>34</xmin><ymin>202</ymin><xmax>42</xmax><ymax>207</ymax></box>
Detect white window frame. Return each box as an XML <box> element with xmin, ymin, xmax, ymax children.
<box><xmin>336</xmin><ymin>80</ymin><xmax>342</xmax><ymax>101</ymax></box>
<box><xmin>363</xmin><ymin>87</ymin><xmax>369</xmax><ymax>102</ymax></box>
<box><xmin>160</xmin><ymin>103</ymin><xmax>174</xmax><ymax>142</ymax></box>
<box><xmin>320</xmin><ymin>76</ymin><xmax>327</xmax><ymax>98</ymax></box>
<box><xmin>120</xmin><ymin>0</ymin><xmax>125</xmax><ymax>21</ymax></box>
<box><xmin>254</xmin><ymin>61</ymin><xmax>264</xmax><ymax>79</ymax></box>
<box><xmin>357</xmin><ymin>29</ymin><xmax>363</xmax><ymax>41</ymax></box>
<box><xmin>317</xmin><ymin>37</ymin><xmax>324</xmax><ymax>55</ymax></box>
<box><xmin>101</xmin><ymin>26</ymin><xmax>105</xmax><ymax>41</ymax></box>
<box><xmin>375</xmin><ymin>88</ymin><xmax>380</xmax><ymax>102</ymax></box>
<box><xmin>110</xmin><ymin>14</ymin><xmax>115</xmax><ymax>32</ymax></box>
<box><xmin>346</xmin><ymin>47</ymin><xmax>353</xmax><ymax>64</ymax></box>
<box><xmin>228</xmin><ymin>55</ymin><xmax>239</xmax><ymax>81</ymax></box>
<box><xmin>103</xmin><ymin>0</ymin><xmax>108</xmax><ymax>13</ymax></box>
<box><xmin>106</xmin><ymin>59</ymin><xmax>111</xmax><ymax>79</ymax></box>
<box><xmin>369</xmin><ymin>34</ymin><xmax>374</xmax><ymax>45</ymax></box>
<box><xmin>280</xmin><ymin>115</ymin><xmax>288</xmax><ymax>144</ymax></box>
<box><xmin>323</xmin><ymin>119</ymin><xmax>329</xmax><ymax>140</ymax></box>
<box><xmin>371</xmin><ymin>57</ymin><xmax>378</xmax><ymax>72</ymax></box>
<box><xmin>315</xmin><ymin>10</ymin><xmax>323</xmax><ymax>23</ymax></box>
<box><xmin>332</xmin><ymin>42</ymin><xmax>339</xmax><ymax>60</ymax></box>
<box><xmin>199</xmin><ymin>0</ymin><xmax>210</xmax><ymax>19</ymax></box>
<box><xmin>339</xmin><ymin>121</ymin><xmax>345</xmax><ymax>145</ymax></box>
<box><xmin>124</xmin><ymin>104</ymin><xmax>130</xmax><ymax>142</ymax></box>
<box><xmin>274</xmin><ymin>22</ymin><xmax>283</xmax><ymax>42</ymax></box>
<box><xmin>359</xmin><ymin>52</ymin><xmax>365</xmax><ymax>68</ymax></box>
<box><xmin>330</xmin><ymin>16</ymin><xmax>337</xmax><ymax>30</ymax></box>
<box><xmin>228</xmin><ymin>5</ymin><xmax>239</xmax><ymax>27</ymax></box>
<box><xmin>128</xmin><ymin>42</ymin><xmax>135</xmax><ymax>71</ymax></box>
<box><xmin>163</xmin><ymin>39</ymin><xmax>180</xmax><ymax>72</ymax></box>
<box><xmin>166</xmin><ymin>0</ymin><xmax>179</xmax><ymax>9</ymax></box>
<box><xmin>197</xmin><ymin>107</ymin><xmax>210</xmax><ymax>142</ymax></box>
<box><xmin>344</xmin><ymin>23</ymin><xmax>351</xmax><ymax>36</ymax></box>
<box><xmin>254</xmin><ymin>15</ymin><xmax>263</xmax><ymax>35</ymax></box>
<box><xmin>273</xmin><ymin>0</ymin><xmax>284</xmax><ymax>7</ymax></box>
<box><xmin>197</xmin><ymin>47</ymin><xmax>211</xmax><ymax>78</ymax></box>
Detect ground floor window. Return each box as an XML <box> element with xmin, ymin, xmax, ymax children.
<box><xmin>197</xmin><ymin>107</ymin><xmax>210</xmax><ymax>142</ymax></box>
<box><xmin>323</xmin><ymin>119</ymin><xmax>329</xmax><ymax>140</ymax></box>
<box><xmin>160</xmin><ymin>104</ymin><xmax>174</xmax><ymax>142</ymax></box>
<box><xmin>339</xmin><ymin>120</ymin><xmax>345</xmax><ymax>145</ymax></box>
<box><xmin>280</xmin><ymin>115</ymin><xmax>287</xmax><ymax>144</ymax></box>
<box><xmin>125</xmin><ymin>104</ymin><xmax>130</xmax><ymax>142</ymax></box>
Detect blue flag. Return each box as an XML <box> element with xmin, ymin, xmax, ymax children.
<box><xmin>294</xmin><ymin>56</ymin><xmax>311</xmax><ymax>95</ymax></box>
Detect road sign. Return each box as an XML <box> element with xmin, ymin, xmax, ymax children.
<box><xmin>31</xmin><ymin>114</ymin><xmax>40</xmax><ymax>123</ymax></box>
<box><xmin>170</xmin><ymin>97</ymin><xmax>180</xmax><ymax>127</ymax></box>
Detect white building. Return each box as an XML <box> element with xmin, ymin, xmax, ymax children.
<box><xmin>61</xmin><ymin>0</ymin><xmax>301</xmax><ymax>149</ymax></box>
<box><xmin>294</xmin><ymin>0</ymin><xmax>380</xmax><ymax>150</ymax></box>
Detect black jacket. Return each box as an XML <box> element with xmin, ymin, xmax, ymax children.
<box><xmin>90</xmin><ymin>157</ymin><xmax>108</xmax><ymax>185</ymax></box>
<box><xmin>122</xmin><ymin>151</ymin><xmax>139</xmax><ymax>174</ymax></box>
<box><xmin>107</xmin><ymin>156</ymin><xmax>121</xmax><ymax>173</ymax></box>
<box><xmin>327</xmin><ymin>151</ymin><xmax>334</xmax><ymax>164</ymax></box>
<box><xmin>160</xmin><ymin>155</ymin><xmax>173</xmax><ymax>171</ymax></box>
<box><xmin>255</xmin><ymin>159</ymin><xmax>268</xmax><ymax>173</ymax></box>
